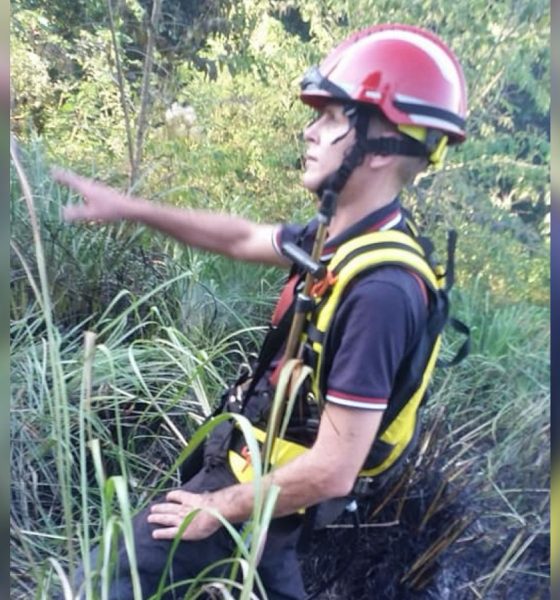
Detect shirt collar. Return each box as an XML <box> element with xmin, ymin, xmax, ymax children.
<box><xmin>321</xmin><ymin>197</ymin><xmax>402</xmax><ymax>258</ymax></box>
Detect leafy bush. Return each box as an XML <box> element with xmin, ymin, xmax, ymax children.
<box><xmin>10</xmin><ymin>0</ymin><xmax>550</xmax><ymax>597</ymax></box>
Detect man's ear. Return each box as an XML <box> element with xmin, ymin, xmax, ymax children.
<box><xmin>366</xmin><ymin>152</ymin><xmax>397</xmax><ymax>171</ymax></box>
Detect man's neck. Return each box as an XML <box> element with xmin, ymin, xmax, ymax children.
<box><xmin>325</xmin><ymin>177</ymin><xmax>402</xmax><ymax>240</ymax></box>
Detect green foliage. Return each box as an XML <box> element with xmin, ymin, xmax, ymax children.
<box><xmin>10</xmin><ymin>145</ymin><xmax>281</xmax><ymax>596</ymax></box>
<box><xmin>11</xmin><ymin>307</ymin><xmax>279</xmax><ymax>598</ymax></box>
<box><xmin>11</xmin><ymin>0</ymin><xmax>549</xmax><ymax>245</ymax></box>
<box><xmin>411</xmin><ymin>174</ymin><xmax>550</xmax><ymax>305</ymax></box>
<box><xmin>11</xmin><ymin>9</ymin><xmax>134</xmax><ymax>170</ymax></box>
<box><xmin>10</xmin><ymin>0</ymin><xmax>550</xmax><ymax>597</ymax></box>
<box><xmin>142</xmin><ymin>55</ymin><xmax>311</xmax><ymax>223</ymax></box>
<box><xmin>10</xmin><ymin>140</ymin><xmax>282</xmax><ymax>361</ymax></box>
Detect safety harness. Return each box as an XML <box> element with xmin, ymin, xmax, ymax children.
<box><xmin>177</xmin><ymin>210</ymin><xmax>470</xmax><ymax>600</ymax></box>
<box><xmin>224</xmin><ymin>218</ymin><xmax>469</xmax><ymax>485</ymax></box>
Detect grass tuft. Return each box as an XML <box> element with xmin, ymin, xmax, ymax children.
<box><xmin>10</xmin><ymin>143</ymin><xmax>549</xmax><ymax>598</ymax></box>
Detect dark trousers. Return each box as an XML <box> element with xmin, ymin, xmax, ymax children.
<box><xmin>75</xmin><ymin>464</ymin><xmax>306</xmax><ymax>600</ymax></box>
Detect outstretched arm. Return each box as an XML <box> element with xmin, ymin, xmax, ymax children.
<box><xmin>147</xmin><ymin>403</ymin><xmax>383</xmax><ymax>540</ymax></box>
<box><xmin>52</xmin><ymin>169</ymin><xmax>289</xmax><ymax>266</ymax></box>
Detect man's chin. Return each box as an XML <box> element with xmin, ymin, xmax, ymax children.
<box><xmin>301</xmin><ymin>175</ymin><xmax>320</xmax><ymax>194</ymax></box>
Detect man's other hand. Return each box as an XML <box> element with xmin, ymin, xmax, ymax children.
<box><xmin>147</xmin><ymin>490</ymin><xmax>222</xmax><ymax>541</ymax></box>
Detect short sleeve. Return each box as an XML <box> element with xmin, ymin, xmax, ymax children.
<box><xmin>323</xmin><ymin>267</ymin><xmax>427</xmax><ymax>411</ymax></box>
<box><xmin>273</xmin><ymin>219</ymin><xmax>319</xmax><ymax>259</ymax></box>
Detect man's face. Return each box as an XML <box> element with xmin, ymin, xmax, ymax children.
<box><xmin>302</xmin><ymin>102</ymin><xmax>355</xmax><ymax>193</ymax></box>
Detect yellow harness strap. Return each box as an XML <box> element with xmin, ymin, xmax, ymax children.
<box><xmin>228</xmin><ymin>229</ymin><xmax>446</xmax><ymax>481</ymax></box>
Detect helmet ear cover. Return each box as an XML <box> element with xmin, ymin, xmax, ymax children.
<box><xmin>398</xmin><ymin>124</ymin><xmax>449</xmax><ymax>168</ymax></box>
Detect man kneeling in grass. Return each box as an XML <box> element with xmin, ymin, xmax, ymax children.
<box><xmin>55</xmin><ymin>23</ymin><xmax>468</xmax><ymax>600</ymax></box>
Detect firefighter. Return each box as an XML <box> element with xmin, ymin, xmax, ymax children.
<box><xmin>54</xmin><ymin>23</ymin><xmax>467</xmax><ymax>600</ymax></box>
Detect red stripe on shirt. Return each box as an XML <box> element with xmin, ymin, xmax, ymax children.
<box><xmin>408</xmin><ymin>271</ymin><xmax>429</xmax><ymax>306</ymax></box>
<box><xmin>326</xmin><ymin>389</ymin><xmax>388</xmax><ymax>407</ymax></box>
<box><xmin>366</xmin><ymin>209</ymin><xmax>402</xmax><ymax>232</ymax></box>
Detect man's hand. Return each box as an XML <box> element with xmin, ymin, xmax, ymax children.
<box><xmin>52</xmin><ymin>168</ymin><xmax>136</xmax><ymax>223</ymax></box>
<box><xmin>147</xmin><ymin>490</ymin><xmax>222</xmax><ymax>541</ymax></box>
<box><xmin>52</xmin><ymin>167</ymin><xmax>287</xmax><ymax>266</ymax></box>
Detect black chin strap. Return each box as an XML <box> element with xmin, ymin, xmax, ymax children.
<box><xmin>317</xmin><ymin>106</ymin><xmax>428</xmax><ymax>198</ymax></box>
<box><xmin>317</xmin><ymin>143</ymin><xmax>367</xmax><ymax>198</ymax></box>
<box><xmin>364</xmin><ymin>136</ymin><xmax>427</xmax><ymax>158</ymax></box>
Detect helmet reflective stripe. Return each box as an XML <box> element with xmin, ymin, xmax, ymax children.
<box><xmin>393</xmin><ymin>93</ymin><xmax>466</xmax><ymax>134</ymax></box>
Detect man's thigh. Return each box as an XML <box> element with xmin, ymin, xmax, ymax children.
<box><xmin>256</xmin><ymin>515</ymin><xmax>306</xmax><ymax>600</ymax></box>
<box><xmin>77</xmin><ymin>466</ymin><xmax>306</xmax><ymax>600</ymax></box>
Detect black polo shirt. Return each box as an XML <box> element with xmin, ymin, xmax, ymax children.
<box><xmin>272</xmin><ymin>198</ymin><xmax>427</xmax><ymax>412</ymax></box>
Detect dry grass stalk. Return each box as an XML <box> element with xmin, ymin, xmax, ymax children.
<box><xmin>401</xmin><ymin>515</ymin><xmax>473</xmax><ymax>589</ymax></box>
<box><xmin>106</xmin><ymin>0</ymin><xmax>135</xmax><ymax>177</ymax></box>
<box><xmin>479</xmin><ymin>528</ymin><xmax>543</xmax><ymax>596</ymax></box>
<box><xmin>368</xmin><ymin>464</ymin><xmax>414</xmax><ymax>521</ymax></box>
<box><xmin>394</xmin><ymin>465</ymin><xmax>416</xmax><ymax>522</ymax></box>
<box><xmin>131</xmin><ymin>0</ymin><xmax>163</xmax><ymax>187</ymax></box>
<box><xmin>417</xmin><ymin>478</ymin><xmax>448</xmax><ymax>532</ymax></box>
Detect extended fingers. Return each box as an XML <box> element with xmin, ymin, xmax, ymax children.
<box><xmin>62</xmin><ymin>203</ymin><xmax>91</xmax><ymax>222</ymax></box>
<box><xmin>151</xmin><ymin>526</ymin><xmax>180</xmax><ymax>540</ymax></box>
<box><xmin>147</xmin><ymin>507</ymin><xmax>198</xmax><ymax>540</ymax></box>
<box><xmin>150</xmin><ymin>502</ymin><xmax>193</xmax><ymax>514</ymax></box>
<box><xmin>166</xmin><ymin>490</ymin><xmax>195</xmax><ymax>503</ymax></box>
<box><xmin>51</xmin><ymin>168</ymin><xmax>91</xmax><ymax>193</ymax></box>
<box><xmin>53</xmin><ymin>168</ymin><xmax>94</xmax><ymax>223</ymax></box>
<box><xmin>147</xmin><ymin>495</ymin><xmax>220</xmax><ymax>541</ymax></box>
<box><xmin>147</xmin><ymin>512</ymin><xmax>185</xmax><ymax>527</ymax></box>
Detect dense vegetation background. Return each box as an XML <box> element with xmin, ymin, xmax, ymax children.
<box><xmin>10</xmin><ymin>0</ymin><xmax>549</xmax><ymax>598</ymax></box>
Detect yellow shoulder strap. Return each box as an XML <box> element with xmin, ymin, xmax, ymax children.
<box><xmin>310</xmin><ymin>230</ymin><xmax>439</xmax><ymax>400</ymax></box>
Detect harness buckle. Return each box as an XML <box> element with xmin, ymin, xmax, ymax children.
<box><xmin>240</xmin><ymin>445</ymin><xmax>252</xmax><ymax>472</ymax></box>
<box><xmin>352</xmin><ymin>477</ymin><xmax>375</xmax><ymax>497</ymax></box>
<box><xmin>311</xmin><ymin>269</ymin><xmax>337</xmax><ymax>298</ymax></box>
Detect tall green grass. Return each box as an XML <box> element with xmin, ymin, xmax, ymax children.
<box><xmin>11</xmin><ymin>142</ymin><xmax>549</xmax><ymax>598</ymax></box>
<box><xmin>10</xmin><ymin>140</ymin><xmax>287</xmax><ymax>599</ymax></box>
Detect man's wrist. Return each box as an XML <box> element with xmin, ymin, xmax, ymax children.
<box><xmin>123</xmin><ymin>195</ymin><xmax>151</xmax><ymax>222</ymax></box>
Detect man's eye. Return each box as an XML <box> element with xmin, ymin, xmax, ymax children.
<box><xmin>306</xmin><ymin>113</ymin><xmax>321</xmax><ymax>128</ymax></box>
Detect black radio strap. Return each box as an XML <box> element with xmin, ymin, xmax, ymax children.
<box><xmin>240</xmin><ymin>300</ymin><xmax>296</xmax><ymax>405</ymax></box>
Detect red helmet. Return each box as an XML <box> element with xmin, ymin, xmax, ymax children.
<box><xmin>300</xmin><ymin>24</ymin><xmax>467</xmax><ymax>143</ymax></box>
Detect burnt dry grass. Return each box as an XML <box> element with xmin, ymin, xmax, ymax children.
<box><xmin>300</xmin><ymin>410</ymin><xmax>550</xmax><ymax>600</ymax></box>
<box><xmin>10</xmin><ymin>357</ymin><xmax>549</xmax><ymax>600</ymax></box>
<box><xmin>10</xmin><ymin>369</ymin><xmax>549</xmax><ymax>599</ymax></box>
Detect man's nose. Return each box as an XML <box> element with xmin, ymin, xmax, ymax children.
<box><xmin>303</xmin><ymin>119</ymin><xmax>319</xmax><ymax>143</ymax></box>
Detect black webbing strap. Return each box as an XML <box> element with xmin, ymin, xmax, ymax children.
<box><xmin>445</xmin><ymin>229</ymin><xmax>457</xmax><ymax>291</ymax></box>
<box><xmin>318</xmin><ymin>140</ymin><xmax>366</xmax><ymax>197</ymax></box>
<box><xmin>240</xmin><ymin>299</ymin><xmax>296</xmax><ymax>405</ymax></box>
<box><xmin>318</xmin><ymin>106</ymin><xmax>429</xmax><ymax>198</ymax></box>
<box><xmin>364</xmin><ymin>136</ymin><xmax>427</xmax><ymax>158</ymax></box>
<box><xmin>317</xmin><ymin>109</ymin><xmax>369</xmax><ymax>197</ymax></box>
<box><xmin>305</xmin><ymin>321</ymin><xmax>324</xmax><ymax>345</ymax></box>
<box><xmin>436</xmin><ymin>316</ymin><xmax>470</xmax><ymax>367</ymax></box>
